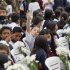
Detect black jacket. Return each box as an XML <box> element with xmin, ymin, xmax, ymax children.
<box><xmin>53</xmin><ymin>0</ymin><xmax>67</xmax><ymax>10</ymax></box>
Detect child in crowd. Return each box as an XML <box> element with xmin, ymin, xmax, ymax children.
<box><xmin>58</xmin><ymin>11</ymin><xmax>68</xmax><ymax>29</ymax></box>
<box><xmin>0</xmin><ymin>27</ymin><xmax>12</xmax><ymax>43</ymax></box>
<box><xmin>23</xmin><ymin>11</ymin><xmax>40</xmax><ymax>51</ymax></box>
<box><xmin>39</xmin><ymin>29</ymin><xmax>57</xmax><ymax>56</ymax></box>
<box><xmin>0</xmin><ymin>6</ymin><xmax>7</xmax><ymax>26</ymax></box>
<box><xmin>0</xmin><ymin>44</ymin><xmax>13</xmax><ymax>69</ymax></box>
<box><xmin>0</xmin><ymin>26</ymin><xmax>13</xmax><ymax>50</ymax></box>
<box><xmin>53</xmin><ymin>9</ymin><xmax>61</xmax><ymax>22</ymax></box>
<box><xmin>9</xmin><ymin>13</ymin><xmax>20</xmax><ymax>30</ymax></box>
<box><xmin>6</xmin><ymin>0</ymin><xmax>12</xmax><ymax>16</ymax></box>
<box><xmin>33</xmin><ymin>9</ymin><xmax>43</xmax><ymax>18</ymax></box>
<box><xmin>9</xmin><ymin>27</ymin><xmax>22</xmax><ymax>47</ymax></box>
<box><xmin>31</xmin><ymin>15</ymin><xmax>43</xmax><ymax>30</ymax></box>
<box><xmin>46</xmin><ymin>21</ymin><xmax>58</xmax><ymax>36</ymax></box>
<box><xmin>0</xmin><ymin>43</ymin><xmax>9</xmax><ymax>55</ymax></box>
<box><xmin>43</xmin><ymin>9</ymin><xmax>53</xmax><ymax>29</ymax></box>
<box><xmin>31</xmin><ymin>35</ymin><xmax>48</xmax><ymax>70</ymax></box>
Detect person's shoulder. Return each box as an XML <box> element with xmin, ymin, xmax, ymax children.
<box><xmin>26</xmin><ymin>31</ymin><xmax>33</xmax><ymax>38</ymax></box>
<box><xmin>8</xmin><ymin>5</ymin><xmax>12</xmax><ymax>8</ymax></box>
<box><xmin>29</xmin><ymin>2</ymin><xmax>38</xmax><ymax>5</ymax></box>
<box><xmin>36</xmin><ymin>48</ymin><xmax>46</xmax><ymax>56</ymax></box>
<box><xmin>6</xmin><ymin>5</ymin><xmax>12</xmax><ymax>8</ymax></box>
<box><xmin>29</xmin><ymin>2</ymin><xmax>33</xmax><ymax>6</ymax></box>
<box><xmin>0</xmin><ymin>68</ymin><xmax>5</xmax><ymax>70</ymax></box>
<box><xmin>36</xmin><ymin>48</ymin><xmax>47</xmax><ymax>60</ymax></box>
<box><xmin>34</xmin><ymin>2</ymin><xmax>40</xmax><ymax>6</ymax></box>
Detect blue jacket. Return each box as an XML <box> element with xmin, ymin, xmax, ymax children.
<box><xmin>35</xmin><ymin>48</ymin><xmax>48</xmax><ymax>70</ymax></box>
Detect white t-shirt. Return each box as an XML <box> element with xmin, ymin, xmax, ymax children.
<box><xmin>8</xmin><ymin>22</ymin><xmax>20</xmax><ymax>30</ymax></box>
<box><xmin>23</xmin><ymin>32</ymin><xmax>35</xmax><ymax>51</ymax></box>
<box><xmin>67</xmin><ymin>0</ymin><xmax>70</xmax><ymax>3</ymax></box>
<box><xmin>6</xmin><ymin>5</ymin><xmax>12</xmax><ymax>16</ymax></box>
<box><xmin>29</xmin><ymin>2</ymin><xmax>40</xmax><ymax>16</ymax></box>
<box><xmin>43</xmin><ymin>0</ymin><xmax>54</xmax><ymax>11</ymax></box>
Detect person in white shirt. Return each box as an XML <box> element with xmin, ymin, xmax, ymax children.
<box><xmin>43</xmin><ymin>0</ymin><xmax>54</xmax><ymax>11</ymax></box>
<box><xmin>6</xmin><ymin>0</ymin><xmax>12</xmax><ymax>16</ymax></box>
<box><xmin>28</xmin><ymin>0</ymin><xmax>40</xmax><ymax>16</ymax></box>
<box><xmin>9</xmin><ymin>27</ymin><xmax>22</xmax><ymax>47</ymax></box>
<box><xmin>9</xmin><ymin>13</ymin><xmax>20</xmax><ymax>30</ymax></box>
<box><xmin>23</xmin><ymin>11</ymin><xmax>40</xmax><ymax>51</ymax></box>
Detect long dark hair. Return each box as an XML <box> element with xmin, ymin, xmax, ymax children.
<box><xmin>46</xmin><ymin>21</ymin><xmax>58</xmax><ymax>35</ymax></box>
<box><xmin>31</xmin><ymin>35</ymin><xmax>48</xmax><ymax>54</ymax></box>
<box><xmin>58</xmin><ymin>11</ymin><xmax>68</xmax><ymax>29</ymax></box>
<box><xmin>39</xmin><ymin>29</ymin><xmax>57</xmax><ymax>56</ymax></box>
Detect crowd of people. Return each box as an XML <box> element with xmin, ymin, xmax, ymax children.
<box><xmin>0</xmin><ymin>0</ymin><xmax>70</xmax><ymax>70</ymax></box>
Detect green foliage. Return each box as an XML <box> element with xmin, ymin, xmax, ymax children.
<box><xmin>28</xmin><ymin>61</ymin><xmax>38</xmax><ymax>70</ymax></box>
<box><xmin>26</xmin><ymin>0</ymin><xmax>32</xmax><ymax>3</ymax></box>
<box><xmin>59</xmin><ymin>54</ymin><xmax>69</xmax><ymax>70</ymax></box>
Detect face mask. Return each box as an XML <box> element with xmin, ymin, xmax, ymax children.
<box><xmin>0</xmin><ymin>16</ymin><xmax>6</xmax><ymax>20</ymax></box>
